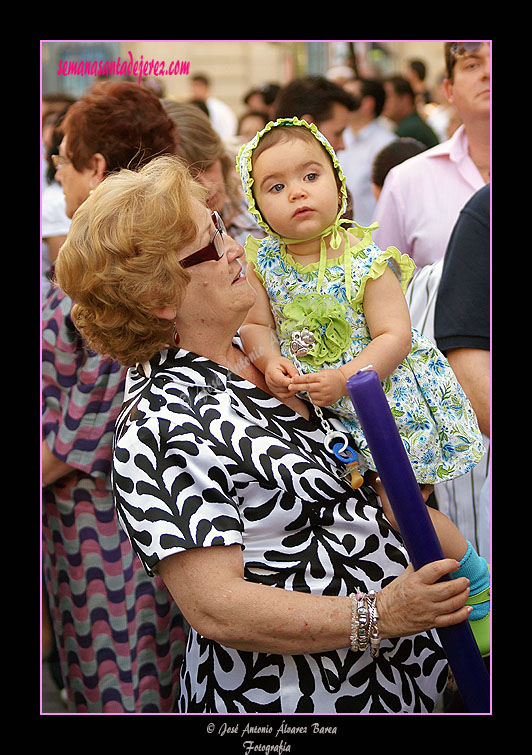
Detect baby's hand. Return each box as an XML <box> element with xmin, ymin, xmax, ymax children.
<box><xmin>264</xmin><ymin>357</ymin><xmax>300</xmax><ymax>399</ymax></box>
<box><xmin>288</xmin><ymin>368</ymin><xmax>347</xmax><ymax>406</ymax></box>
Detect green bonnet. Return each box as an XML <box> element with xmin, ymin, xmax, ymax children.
<box><xmin>236</xmin><ymin>117</ymin><xmax>365</xmax><ymax>301</ymax></box>
<box><xmin>236</xmin><ymin>116</ymin><xmax>349</xmax><ymax>234</ymax></box>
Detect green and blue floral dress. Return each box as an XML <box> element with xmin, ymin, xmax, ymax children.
<box><xmin>237</xmin><ymin>118</ymin><xmax>485</xmax><ymax>484</ymax></box>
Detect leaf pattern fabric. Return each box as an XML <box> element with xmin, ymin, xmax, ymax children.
<box><xmin>112</xmin><ymin>342</ymin><xmax>448</xmax><ymax>712</ymax></box>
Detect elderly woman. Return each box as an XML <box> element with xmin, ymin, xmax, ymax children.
<box><xmin>55</xmin><ymin>155</ymin><xmax>472</xmax><ymax>714</ymax></box>
<box><xmin>42</xmin><ymin>82</ymin><xmax>186</xmax><ymax>712</ymax></box>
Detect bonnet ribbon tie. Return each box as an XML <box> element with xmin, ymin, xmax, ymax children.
<box><xmin>281</xmin><ymin>218</ymin><xmax>362</xmax><ymax>303</ymax></box>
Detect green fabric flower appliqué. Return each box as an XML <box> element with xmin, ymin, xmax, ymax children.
<box><xmin>279</xmin><ymin>293</ymin><xmax>351</xmax><ymax>369</ymax></box>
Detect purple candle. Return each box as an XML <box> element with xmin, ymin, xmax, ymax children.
<box><xmin>347</xmin><ymin>369</ymin><xmax>490</xmax><ymax>713</ymax></box>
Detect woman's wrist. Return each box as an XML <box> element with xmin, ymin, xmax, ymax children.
<box><xmin>42</xmin><ymin>440</ymin><xmax>75</xmax><ymax>486</ymax></box>
<box><xmin>374</xmin><ymin>586</ymin><xmax>394</xmax><ymax>641</ymax></box>
<box><xmin>374</xmin><ymin>579</ymin><xmax>418</xmax><ymax>641</ymax></box>
<box><xmin>349</xmin><ymin>590</ymin><xmax>381</xmax><ymax>656</ymax></box>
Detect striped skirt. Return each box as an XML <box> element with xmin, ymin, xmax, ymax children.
<box><xmin>42</xmin><ymin>472</ymin><xmax>186</xmax><ymax>713</ymax></box>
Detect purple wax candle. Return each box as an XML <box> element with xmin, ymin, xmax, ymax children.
<box><xmin>346</xmin><ymin>368</ymin><xmax>442</xmax><ymax>569</ymax></box>
<box><xmin>346</xmin><ymin>369</ymin><xmax>490</xmax><ymax>713</ymax></box>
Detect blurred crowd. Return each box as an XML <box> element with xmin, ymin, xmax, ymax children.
<box><xmin>41</xmin><ymin>53</ymin><xmax>477</xmax><ymax>300</ymax></box>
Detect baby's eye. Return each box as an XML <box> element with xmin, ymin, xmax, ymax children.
<box><xmin>270</xmin><ymin>183</ymin><xmax>284</xmax><ymax>193</ymax></box>
<box><xmin>305</xmin><ymin>172</ymin><xmax>318</xmax><ymax>182</ymax></box>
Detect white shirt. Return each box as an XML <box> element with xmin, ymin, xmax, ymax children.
<box><xmin>206</xmin><ymin>96</ymin><xmax>237</xmax><ymax>141</ymax></box>
<box><xmin>42</xmin><ymin>181</ymin><xmax>71</xmax><ymax>304</ymax></box>
<box><xmin>338</xmin><ymin>121</ymin><xmax>395</xmax><ymax>226</ymax></box>
<box><xmin>404</xmin><ymin>257</ymin><xmax>490</xmax><ymax>557</ymax></box>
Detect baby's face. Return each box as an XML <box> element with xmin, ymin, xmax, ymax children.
<box><xmin>252</xmin><ymin>137</ymin><xmax>339</xmax><ymax>241</ymax></box>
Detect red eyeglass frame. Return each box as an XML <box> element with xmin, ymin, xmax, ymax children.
<box><xmin>179</xmin><ymin>211</ymin><xmax>226</xmax><ymax>269</ymax></box>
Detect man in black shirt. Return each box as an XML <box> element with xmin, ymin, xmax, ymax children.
<box><xmin>435</xmin><ymin>185</ymin><xmax>490</xmax><ymax>437</ymax></box>
<box><xmin>434</xmin><ymin>184</ymin><xmax>490</xmax><ymax>562</ymax></box>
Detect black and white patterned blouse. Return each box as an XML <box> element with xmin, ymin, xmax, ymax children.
<box><xmin>113</xmin><ymin>341</ymin><xmax>447</xmax><ymax>713</ymax></box>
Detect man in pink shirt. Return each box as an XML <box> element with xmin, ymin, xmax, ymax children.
<box><xmin>372</xmin><ymin>42</ymin><xmax>490</xmax><ymax>268</ymax></box>
<box><xmin>379</xmin><ymin>43</ymin><xmax>491</xmax><ymax>553</ymax></box>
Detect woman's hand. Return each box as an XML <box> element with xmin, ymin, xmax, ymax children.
<box><xmin>159</xmin><ymin>543</ymin><xmax>471</xmax><ymax>655</ymax></box>
<box><xmin>264</xmin><ymin>356</ymin><xmax>301</xmax><ymax>399</ymax></box>
<box><xmin>377</xmin><ymin>559</ymin><xmax>472</xmax><ymax>639</ymax></box>
<box><xmin>42</xmin><ymin>440</ymin><xmax>75</xmax><ymax>486</ymax></box>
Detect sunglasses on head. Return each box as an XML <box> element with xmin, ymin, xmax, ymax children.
<box><xmin>450</xmin><ymin>41</ymin><xmax>488</xmax><ymax>58</ymax></box>
<box><xmin>180</xmin><ymin>211</ymin><xmax>227</xmax><ymax>269</ymax></box>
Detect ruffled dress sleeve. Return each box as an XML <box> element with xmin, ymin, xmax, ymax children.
<box><xmin>349</xmin><ymin>232</ymin><xmax>416</xmax><ymax>309</ymax></box>
<box><xmin>243</xmin><ymin>234</ymin><xmax>263</xmax><ymax>275</ymax></box>
<box><xmin>42</xmin><ymin>288</ymin><xmax>127</xmax><ymax>478</ymax></box>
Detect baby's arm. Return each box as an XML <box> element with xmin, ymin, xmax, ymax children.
<box><xmin>355</xmin><ymin>264</ymin><xmax>413</xmax><ymax>379</ymax></box>
<box><xmin>372</xmin><ymin>473</ymin><xmax>489</xmax><ymax>644</ymax></box>
<box><xmin>240</xmin><ymin>262</ymin><xmax>299</xmax><ymax>398</ymax></box>
<box><xmin>288</xmin><ymin>266</ymin><xmax>413</xmax><ymax>406</ymax></box>
<box><xmin>370</xmin><ymin>474</ymin><xmax>468</xmax><ymax>562</ymax></box>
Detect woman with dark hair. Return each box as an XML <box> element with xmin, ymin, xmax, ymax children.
<box><xmin>42</xmin><ymin>81</ymin><xmax>185</xmax><ymax>713</ymax></box>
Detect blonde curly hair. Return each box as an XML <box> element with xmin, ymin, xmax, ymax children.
<box><xmin>54</xmin><ymin>155</ymin><xmax>207</xmax><ymax>366</ymax></box>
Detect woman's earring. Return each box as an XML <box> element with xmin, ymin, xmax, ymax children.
<box><xmin>173</xmin><ymin>321</ymin><xmax>180</xmax><ymax>346</ymax></box>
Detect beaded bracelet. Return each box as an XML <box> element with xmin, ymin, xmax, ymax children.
<box><xmin>349</xmin><ymin>590</ymin><xmax>380</xmax><ymax>657</ymax></box>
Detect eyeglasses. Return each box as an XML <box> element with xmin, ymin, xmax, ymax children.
<box><xmin>179</xmin><ymin>211</ymin><xmax>227</xmax><ymax>269</ymax></box>
<box><xmin>51</xmin><ymin>154</ymin><xmax>72</xmax><ymax>169</ymax></box>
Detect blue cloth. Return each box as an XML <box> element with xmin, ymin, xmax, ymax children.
<box><xmin>452</xmin><ymin>541</ymin><xmax>489</xmax><ymax>620</ymax></box>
